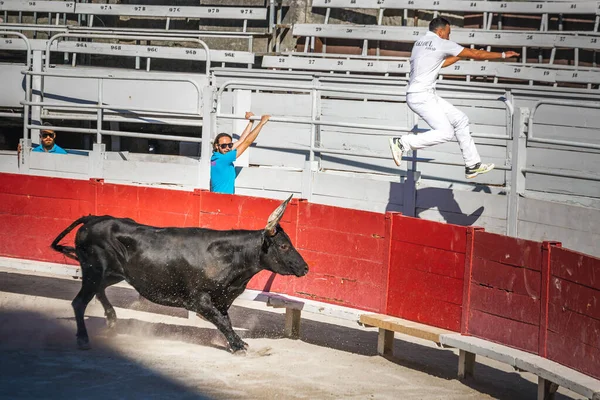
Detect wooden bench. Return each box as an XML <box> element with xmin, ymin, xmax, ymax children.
<box><xmin>238</xmin><ymin>290</ymin><xmax>363</xmax><ymax>340</ymax></box>
<box><xmin>440</xmin><ymin>334</ymin><xmax>600</xmax><ymax>400</ymax></box>
<box><xmin>359</xmin><ymin>313</ymin><xmax>454</xmax><ymax>356</ymax></box>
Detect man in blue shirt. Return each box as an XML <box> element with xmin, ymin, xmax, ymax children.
<box><xmin>17</xmin><ymin>123</ymin><xmax>68</xmax><ymax>155</ymax></box>
<box><xmin>210</xmin><ymin>112</ymin><xmax>270</xmax><ymax>194</ymax></box>
<box><xmin>34</xmin><ymin>124</ymin><xmax>67</xmax><ymax>154</ymax></box>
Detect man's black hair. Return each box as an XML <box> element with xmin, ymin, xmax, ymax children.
<box><xmin>429</xmin><ymin>17</ymin><xmax>451</xmax><ymax>32</ymax></box>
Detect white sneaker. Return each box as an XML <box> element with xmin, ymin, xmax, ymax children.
<box><xmin>465</xmin><ymin>162</ymin><xmax>495</xmax><ymax>179</ymax></box>
<box><xmin>389</xmin><ymin>137</ymin><xmax>405</xmax><ymax>167</ymax></box>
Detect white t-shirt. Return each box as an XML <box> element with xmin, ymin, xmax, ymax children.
<box><xmin>406</xmin><ymin>31</ymin><xmax>464</xmax><ymax>93</ymax></box>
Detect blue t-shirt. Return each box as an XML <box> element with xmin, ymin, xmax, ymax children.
<box><xmin>32</xmin><ymin>144</ymin><xmax>67</xmax><ymax>154</ymax></box>
<box><xmin>210</xmin><ymin>149</ymin><xmax>237</xmax><ymax>194</ymax></box>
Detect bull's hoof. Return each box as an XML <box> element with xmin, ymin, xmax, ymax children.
<box><xmin>229</xmin><ymin>341</ymin><xmax>249</xmax><ymax>355</ymax></box>
<box><xmin>106</xmin><ymin>319</ymin><xmax>117</xmax><ymax>330</ymax></box>
<box><xmin>77</xmin><ymin>337</ymin><xmax>91</xmax><ymax>350</ymax></box>
<box><xmin>231</xmin><ymin>348</ymin><xmax>247</xmax><ymax>356</ymax></box>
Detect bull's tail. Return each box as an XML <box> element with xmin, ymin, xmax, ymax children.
<box><xmin>51</xmin><ymin>215</ymin><xmax>97</xmax><ymax>261</ymax></box>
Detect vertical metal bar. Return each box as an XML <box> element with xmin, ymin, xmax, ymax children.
<box><xmin>507</xmin><ymin>105</ymin><xmax>528</xmax><ymax>237</ymax></box>
<box><xmin>135</xmin><ymin>40</ymin><xmax>140</xmax><ymax>69</ymax></box>
<box><xmin>33</xmin><ymin>11</ymin><xmax>37</xmax><ymax>24</ymax></box>
<box><xmin>166</xmin><ymin>17</ymin><xmax>170</xmax><ymax>30</ymax></box>
<box><xmin>146</xmin><ymin>57</ymin><xmax>151</xmax><ymax>72</ymax></box>
<box><xmin>97</xmin><ymin>79</ymin><xmax>103</xmax><ymax>144</ymax></box>
<box><xmin>18</xmin><ymin>11</ymin><xmax>22</xmax><ymax>24</ymax></box>
<box><xmin>243</xmin><ymin>19</ymin><xmax>247</xmax><ymax>33</ymax></box>
<box><xmin>309</xmin><ymin>81</ymin><xmax>317</xmax><ymax>162</ymax></box>
<box><xmin>376</xmin><ymin>9</ymin><xmax>384</xmax><ymax>57</ymax></box>
<box><xmin>498</xmin><ymin>14</ymin><xmax>503</xmax><ymax>30</ymax></box>
<box><xmin>558</xmin><ymin>14</ymin><xmax>563</xmax><ymax>31</ymax></box>
<box><xmin>268</xmin><ymin>0</ymin><xmax>274</xmax><ymax>35</ymax></box>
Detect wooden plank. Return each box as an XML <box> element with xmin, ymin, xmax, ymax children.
<box><xmin>546</xmin><ymin>330</ymin><xmax>600</xmax><ymax>381</ymax></box>
<box><xmin>293</xmin><ymin>272</ymin><xmax>383</xmax><ymax>312</ymax></box>
<box><xmin>388</xmin><ymin>267</ymin><xmax>464</xmax><ymax>305</ymax></box>
<box><xmin>386</xmin><ymin>290</ymin><xmax>462</xmax><ymax>332</ymax></box>
<box><xmin>551</xmin><ymin>246</ymin><xmax>600</xmax><ymax>290</ymax></box>
<box><xmin>470</xmin><ymin>284</ymin><xmax>540</xmax><ymax>324</ymax></box>
<box><xmin>360</xmin><ymin>313</ymin><xmax>453</xmax><ymax>344</ymax></box>
<box><xmin>298</xmin><ymin>201</ymin><xmax>386</xmax><ymax>237</ymax></box>
<box><xmin>550</xmin><ymin>277</ymin><xmax>600</xmax><ymax>321</ymax></box>
<box><xmin>297</xmin><ymin>250</ymin><xmax>386</xmax><ymax>284</ymax></box>
<box><xmin>390</xmin><ymin>240</ymin><xmax>465</xmax><ymax>279</ymax></box>
<box><xmin>548</xmin><ymin>302</ymin><xmax>600</xmax><ymax>350</ymax></box>
<box><xmin>297</xmin><ymin>225</ymin><xmax>385</xmax><ymax>263</ymax></box>
<box><xmin>391</xmin><ymin>214</ymin><xmax>468</xmax><ymax>253</ymax></box>
<box><xmin>468</xmin><ymin>309</ymin><xmax>539</xmax><ymax>353</ymax></box>
<box><xmin>472</xmin><ymin>258</ymin><xmax>541</xmax><ymax>297</ymax></box>
<box><xmin>473</xmin><ymin>230</ymin><xmax>542</xmax><ymax>270</ymax></box>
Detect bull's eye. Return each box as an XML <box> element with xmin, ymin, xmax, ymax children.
<box><xmin>279</xmin><ymin>244</ymin><xmax>289</xmax><ymax>251</ymax></box>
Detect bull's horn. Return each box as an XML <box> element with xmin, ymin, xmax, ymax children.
<box><xmin>265</xmin><ymin>194</ymin><xmax>293</xmax><ymax>235</ymax></box>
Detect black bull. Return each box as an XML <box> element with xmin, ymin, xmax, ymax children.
<box><xmin>51</xmin><ymin>195</ymin><xmax>308</xmax><ymax>353</ymax></box>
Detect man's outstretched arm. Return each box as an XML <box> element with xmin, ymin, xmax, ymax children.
<box><xmin>234</xmin><ymin>114</ymin><xmax>271</xmax><ymax>158</ymax></box>
<box><xmin>457</xmin><ymin>48</ymin><xmax>520</xmax><ymax>61</ymax></box>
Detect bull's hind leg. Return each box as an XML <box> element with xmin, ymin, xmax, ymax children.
<box><xmin>96</xmin><ymin>276</ymin><xmax>124</xmax><ymax>331</ymax></box>
<box><xmin>72</xmin><ymin>274</ymin><xmax>102</xmax><ymax>350</ymax></box>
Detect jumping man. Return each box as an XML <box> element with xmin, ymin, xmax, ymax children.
<box><xmin>389</xmin><ymin>17</ymin><xmax>519</xmax><ymax>178</ymax></box>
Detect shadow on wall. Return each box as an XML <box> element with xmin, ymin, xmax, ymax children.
<box><xmin>386</xmin><ymin>183</ymin><xmax>491</xmax><ymax>227</ymax></box>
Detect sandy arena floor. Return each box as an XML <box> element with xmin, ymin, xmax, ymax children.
<box><xmin>0</xmin><ymin>268</ymin><xmax>585</xmax><ymax>400</ymax></box>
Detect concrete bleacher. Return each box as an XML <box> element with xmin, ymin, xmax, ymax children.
<box><xmin>0</xmin><ymin>0</ymin><xmax>270</xmax><ymax>33</ymax></box>
<box><xmin>293</xmin><ymin>24</ymin><xmax>600</xmax><ymax>54</ymax></box>
<box><xmin>262</xmin><ymin>53</ymin><xmax>600</xmax><ymax>86</ymax></box>
<box><xmin>311</xmin><ymin>0</ymin><xmax>600</xmax><ymax>31</ymax></box>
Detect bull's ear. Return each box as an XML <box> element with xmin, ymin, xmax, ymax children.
<box><xmin>265</xmin><ymin>194</ymin><xmax>293</xmax><ymax>236</ymax></box>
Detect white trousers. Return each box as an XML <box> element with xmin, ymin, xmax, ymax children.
<box><xmin>401</xmin><ymin>91</ymin><xmax>481</xmax><ymax>167</ymax></box>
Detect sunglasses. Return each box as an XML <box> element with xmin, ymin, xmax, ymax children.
<box><xmin>219</xmin><ymin>143</ymin><xmax>233</xmax><ymax>149</ymax></box>
<box><xmin>41</xmin><ymin>132</ymin><xmax>55</xmax><ymax>139</ymax></box>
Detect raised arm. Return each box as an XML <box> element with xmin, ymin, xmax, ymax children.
<box><xmin>233</xmin><ymin>111</ymin><xmax>256</xmax><ymax>148</ymax></box>
<box><xmin>233</xmin><ymin>114</ymin><xmax>271</xmax><ymax>158</ymax></box>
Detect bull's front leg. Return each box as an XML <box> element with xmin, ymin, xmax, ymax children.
<box><xmin>192</xmin><ymin>293</ymin><xmax>248</xmax><ymax>354</ymax></box>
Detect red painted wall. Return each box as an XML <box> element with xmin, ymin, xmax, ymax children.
<box><xmin>463</xmin><ymin>231</ymin><xmax>543</xmax><ymax>353</ymax></box>
<box><xmin>386</xmin><ymin>214</ymin><xmax>467</xmax><ymax>331</ymax></box>
<box><xmin>2</xmin><ymin>172</ymin><xmax>600</xmax><ymax>380</ymax></box>
<box><xmin>546</xmin><ymin>245</ymin><xmax>600</xmax><ymax>379</ymax></box>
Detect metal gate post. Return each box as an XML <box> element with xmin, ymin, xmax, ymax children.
<box><xmin>199</xmin><ymin>85</ymin><xmax>216</xmax><ymax>190</ymax></box>
<box><xmin>507</xmin><ymin>106</ymin><xmax>529</xmax><ymax>237</ymax></box>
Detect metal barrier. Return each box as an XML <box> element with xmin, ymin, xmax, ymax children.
<box><xmin>0</xmin><ymin>31</ymin><xmax>32</xmax><ymax>139</ymax></box>
<box><xmin>21</xmin><ymin>70</ymin><xmax>204</xmax><ymax>143</ymax></box>
<box><xmin>215</xmin><ymin>79</ymin><xmax>513</xmax><ymax>168</ymax></box>
<box><xmin>528</xmin><ymin>100</ymin><xmax>600</xmax><ymax>150</ymax></box>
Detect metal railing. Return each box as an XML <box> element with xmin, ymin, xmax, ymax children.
<box><xmin>216</xmin><ymin>79</ymin><xmax>514</xmax><ymax>168</ymax></box>
<box><xmin>0</xmin><ymin>31</ymin><xmax>32</xmax><ymax>138</ymax></box>
<box><xmin>45</xmin><ymin>33</ymin><xmax>212</xmax><ymax>75</ymax></box>
<box><xmin>528</xmin><ymin>100</ymin><xmax>600</xmax><ymax>151</ymax></box>
<box><xmin>21</xmin><ymin>70</ymin><xmax>204</xmax><ymax>143</ymax></box>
